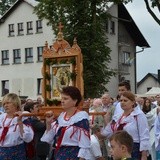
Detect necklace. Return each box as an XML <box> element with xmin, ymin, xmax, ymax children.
<box><xmin>64</xmin><ymin>109</ymin><xmax>77</xmax><ymax>121</ymax></box>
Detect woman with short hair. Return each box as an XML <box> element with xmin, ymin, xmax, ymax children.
<box><xmin>0</xmin><ymin>93</ymin><xmax>34</xmax><ymax>159</ymax></box>
<box><xmin>41</xmin><ymin>86</ymin><xmax>91</xmax><ymax>160</ymax></box>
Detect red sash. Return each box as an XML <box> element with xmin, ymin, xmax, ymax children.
<box><xmin>0</xmin><ymin>116</ymin><xmax>13</xmax><ymax>144</ymax></box>
<box><xmin>55</xmin><ymin>126</ymin><xmax>67</xmax><ymax>152</ymax></box>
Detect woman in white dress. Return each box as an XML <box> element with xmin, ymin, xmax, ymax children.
<box><xmin>101</xmin><ymin>91</ymin><xmax>150</xmax><ymax>160</ymax></box>
<box><xmin>41</xmin><ymin>86</ymin><xmax>91</xmax><ymax>160</ymax></box>
<box><xmin>0</xmin><ymin>93</ymin><xmax>34</xmax><ymax>159</ymax></box>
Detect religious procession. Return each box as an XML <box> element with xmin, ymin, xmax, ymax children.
<box><xmin>1</xmin><ymin>0</ymin><xmax>160</xmax><ymax>160</ymax></box>
<box><xmin>1</xmin><ymin>81</ymin><xmax>160</xmax><ymax>160</ymax></box>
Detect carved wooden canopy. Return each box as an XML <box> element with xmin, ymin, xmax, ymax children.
<box><xmin>41</xmin><ymin>22</ymin><xmax>84</xmax><ymax>106</ymax></box>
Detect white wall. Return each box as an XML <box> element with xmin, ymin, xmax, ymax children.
<box><xmin>105</xmin><ymin>4</ymin><xmax>119</xmax><ymax>97</ymax></box>
<box><xmin>106</xmin><ymin>5</ymin><xmax>137</xmax><ymax>98</ymax></box>
<box><xmin>137</xmin><ymin>77</ymin><xmax>160</xmax><ymax>94</ymax></box>
<box><xmin>0</xmin><ymin>1</ymin><xmax>54</xmax><ymax>99</ymax></box>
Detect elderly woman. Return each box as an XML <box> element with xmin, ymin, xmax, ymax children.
<box><xmin>0</xmin><ymin>93</ymin><xmax>34</xmax><ymax>159</ymax></box>
<box><xmin>41</xmin><ymin>86</ymin><xmax>91</xmax><ymax>160</ymax></box>
<box><xmin>102</xmin><ymin>91</ymin><xmax>150</xmax><ymax>160</ymax></box>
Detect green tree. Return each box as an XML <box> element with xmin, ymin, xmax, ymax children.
<box><xmin>0</xmin><ymin>0</ymin><xmax>16</xmax><ymax>16</ymax></box>
<box><xmin>34</xmin><ymin>0</ymin><xmax>115</xmax><ymax>98</ymax></box>
<box><xmin>113</xmin><ymin>0</ymin><xmax>160</xmax><ymax>25</ymax></box>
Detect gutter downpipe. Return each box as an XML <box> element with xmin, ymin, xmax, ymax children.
<box><xmin>135</xmin><ymin>47</ymin><xmax>145</xmax><ymax>93</ymax></box>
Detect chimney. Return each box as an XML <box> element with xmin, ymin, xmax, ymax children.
<box><xmin>158</xmin><ymin>70</ymin><xmax>160</xmax><ymax>84</ymax></box>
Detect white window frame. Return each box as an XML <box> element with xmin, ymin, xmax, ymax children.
<box><xmin>1</xmin><ymin>50</ymin><xmax>9</xmax><ymax>65</ymax></box>
<box><xmin>25</xmin><ymin>48</ymin><xmax>33</xmax><ymax>63</ymax></box>
<box><xmin>17</xmin><ymin>23</ymin><xmax>24</xmax><ymax>35</ymax></box>
<box><xmin>27</xmin><ymin>21</ymin><xmax>33</xmax><ymax>34</ymax></box>
<box><xmin>122</xmin><ymin>51</ymin><xmax>131</xmax><ymax>65</ymax></box>
<box><xmin>9</xmin><ymin>24</ymin><xmax>14</xmax><ymax>36</ymax></box>
<box><xmin>37</xmin><ymin>46</ymin><xmax>43</xmax><ymax>62</ymax></box>
<box><xmin>13</xmin><ymin>49</ymin><xmax>21</xmax><ymax>64</ymax></box>
<box><xmin>1</xmin><ymin>80</ymin><xmax>9</xmax><ymax>96</ymax></box>
<box><xmin>36</xmin><ymin>20</ymin><xmax>43</xmax><ymax>33</ymax></box>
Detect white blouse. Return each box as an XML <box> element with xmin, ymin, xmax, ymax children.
<box><xmin>154</xmin><ymin>112</ymin><xmax>160</xmax><ymax>150</ymax></box>
<box><xmin>41</xmin><ymin>111</ymin><xmax>91</xmax><ymax>159</ymax></box>
<box><xmin>0</xmin><ymin>113</ymin><xmax>34</xmax><ymax>147</ymax></box>
<box><xmin>90</xmin><ymin>134</ymin><xmax>102</xmax><ymax>160</ymax></box>
<box><xmin>101</xmin><ymin>106</ymin><xmax>151</xmax><ymax>151</ymax></box>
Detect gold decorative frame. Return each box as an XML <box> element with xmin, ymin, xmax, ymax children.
<box><xmin>41</xmin><ymin>36</ymin><xmax>83</xmax><ymax>106</ymax></box>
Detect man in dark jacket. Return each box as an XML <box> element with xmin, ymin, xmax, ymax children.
<box><xmin>24</xmin><ymin>102</ymin><xmax>49</xmax><ymax>160</ymax></box>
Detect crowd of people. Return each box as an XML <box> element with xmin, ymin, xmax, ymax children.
<box><xmin>88</xmin><ymin>81</ymin><xmax>160</xmax><ymax>160</ymax></box>
<box><xmin>0</xmin><ymin>82</ymin><xmax>160</xmax><ymax>160</ymax></box>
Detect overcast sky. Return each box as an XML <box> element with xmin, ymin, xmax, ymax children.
<box><xmin>125</xmin><ymin>0</ymin><xmax>160</xmax><ymax>81</ymax></box>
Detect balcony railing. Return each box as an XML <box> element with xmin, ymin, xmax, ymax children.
<box><xmin>118</xmin><ymin>63</ymin><xmax>130</xmax><ymax>75</ymax></box>
<box><xmin>118</xmin><ymin>35</ymin><xmax>130</xmax><ymax>47</ymax></box>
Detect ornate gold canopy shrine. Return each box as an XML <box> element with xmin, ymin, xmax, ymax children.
<box><xmin>41</xmin><ymin>23</ymin><xmax>84</xmax><ymax>112</ymax></box>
